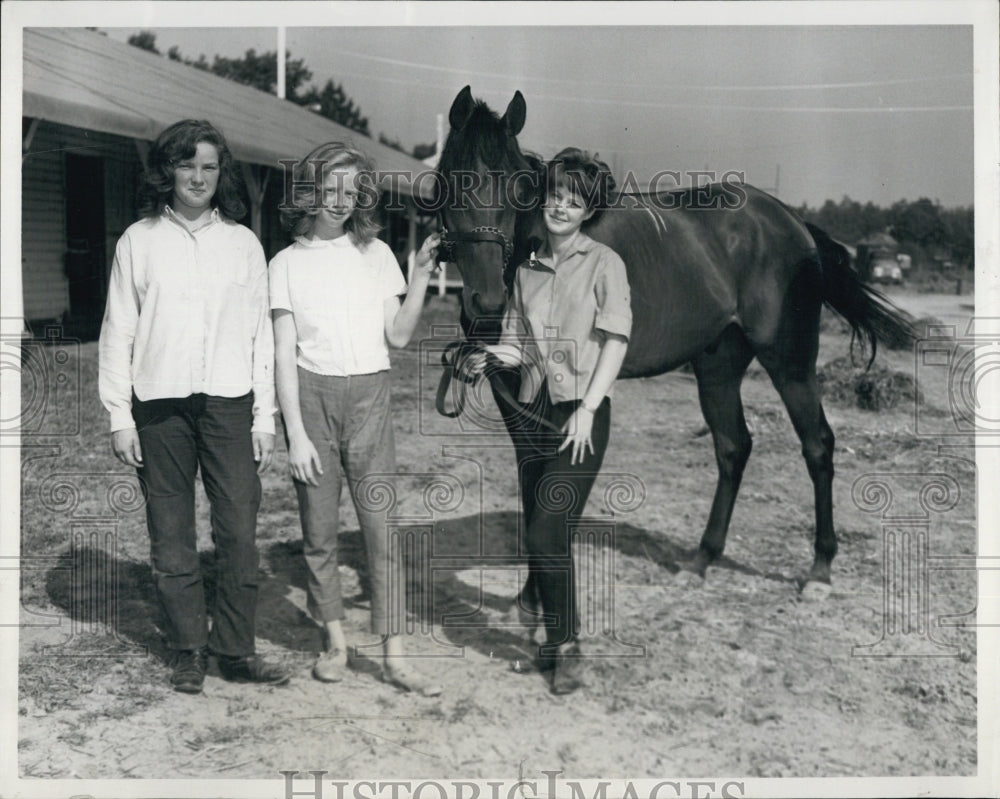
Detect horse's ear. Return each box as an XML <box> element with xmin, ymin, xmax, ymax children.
<box><xmin>449</xmin><ymin>85</ymin><xmax>475</xmax><ymax>131</ymax></box>
<box><xmin>502</xmin><ymin>91</ymin><xmax>526</xmax><ymax>136</ymax></box>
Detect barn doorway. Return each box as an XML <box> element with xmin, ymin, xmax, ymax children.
<box><xmin>64</xmin><ymin>153</ymin><xmax>107</xmax><ymax>340</ymax></box>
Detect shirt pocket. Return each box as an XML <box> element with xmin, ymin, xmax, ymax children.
<box><xmin>205</xmin><ymin>269</ymin><xmax>251</xmax><ymax>316</ymax></box>
<box><xmin>141</xmin><ymin>249</ymin><xmax>190</xmax><ymax>297</ymax></box>
<box><xmin>211</xmin><ymin>258</ymin><xmax>252</xmax><ymax>288</ymax></box>
<box><xmin>201</xmin><ymin>235</ymin><xmax>254</xmax><ymax>287</ymax></box>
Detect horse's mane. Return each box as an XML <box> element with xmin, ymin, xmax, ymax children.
<box><xmin>438</xmin><ymin>100</ymin><xmax>533</xmax><ymax>177</ymax></box>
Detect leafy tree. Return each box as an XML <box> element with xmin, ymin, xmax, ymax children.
<box><xmin>859</xmin><ymin>202</ymin><xmax>888</xmax><ymax>239</ymax></box>
<box><xmin>127</xmin><ymin>31</ymin><xmax>160</xmax><ymax>54</ymax></box>
<box><xmin>411</xmin><ymin>141</ymin><xmax>438</xmax><ymax>160</ymax></box>
<box><xmin>167</xmin><ymin>46</ymin><xmax>210</xmax><ymax>73</ymax></box>
<box><xmin>379</xmin><ymin>134</ymin><xmax>437</xmax><ymax>160</ymax></box>
<box><xmin>126</xmin><ymin>32</ymin><xmax>368</xmax><ymax>136</ymax></box>
<box><xmin>379</xmin><ymin>133</ymin><xmax>405</xmax><ymax>151</ymax></box>
<box><xmin>300</xmin><ymin>80</ymin><xmax>369</xmax><ymax>136</ymax></box>
<box><xmin>212</xmin><ymin>49</ymin><xmax>312</xmax><ymax>101</ymax></box>
<box><xmin>890</xmin><ymin>198</ymin><xmax>947</xmax><ymax>252</ymax></box>
<box><xmin>940</xmin><ymin>206</ymin><xmax>974</xmax><ymax>266</ymax></box>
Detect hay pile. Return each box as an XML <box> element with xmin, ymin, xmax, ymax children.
<box><xmin>818</xmin><ymin>355</ymin><xmax>920</xmax><ymax>411</ymax></box>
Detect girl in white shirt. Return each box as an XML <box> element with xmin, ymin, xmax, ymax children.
<box><xmin>270</xmin><ymin>142</ymin><xmax>442</xmax><ymax>695</ymax></box>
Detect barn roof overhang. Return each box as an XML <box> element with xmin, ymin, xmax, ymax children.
<box><xmin>22</xmin><ymin>27</ymin><xmax>434</xmax><ymax>200</ymax></box>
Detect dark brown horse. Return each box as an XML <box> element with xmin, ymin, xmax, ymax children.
<box><xmin>436</xmin><ymin>85</ymin><xmax>914</xmax><ymax>594</ymax></box>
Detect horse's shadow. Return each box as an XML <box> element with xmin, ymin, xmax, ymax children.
<box><xmin>41</xmin><ymin>511</ymin><xmax>792</xmax><ymax>664</ymax></box>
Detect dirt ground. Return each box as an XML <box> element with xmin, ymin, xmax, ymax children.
<box><xmin>16</xmin><ymin>287</ymin><xmax>979</xmax><ymax>784</ymax></box>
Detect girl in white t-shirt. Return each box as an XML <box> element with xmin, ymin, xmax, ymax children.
<box><xmin>270</xmin><ymin>142</ymin><xmax>441</xmax><ymax>695</ymax></box>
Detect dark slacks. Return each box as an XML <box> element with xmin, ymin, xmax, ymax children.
<box><xmin>516</xmin><ymin>393</ymin><xmax>611</xmax><ymax>651</ymax></box>
<box><xmin>132</xmin><ymin>392</ymin><xmax>261</xmax><ymax>656</ymax></box>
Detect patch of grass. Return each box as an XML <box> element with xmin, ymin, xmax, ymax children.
<box><xmin>910</xmin><ymin>271</ymin><xmax>969</xmax><ymax>295</ymax></box>
<box><xmin>818</xmin><ymin>356</ymin><xmax>919</xmax><ymax>411</ymax></box>
<box><xmin>23</xmin><ymin>646</ymin><xmax>169</xmax><ymax>722</ymax></box>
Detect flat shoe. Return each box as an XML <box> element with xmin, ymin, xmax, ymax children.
<box><xmin>217</xmin><ymin>654</ymin><xmax>290</xmax><ymax>686</ymax></box>
<box><xmin>382</xmin><ymin>665</ymin><xmax>443</xmax><ymax>697</ymax></box>
<box><xmin>313</xmin><ymin>649</ymin><xmax>348</xmax><ymax>683</ymax></box>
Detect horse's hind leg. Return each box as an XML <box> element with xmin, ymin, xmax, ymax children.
<box><xmin>688</xmin><ymin>325</ymin><xmax>756</xmax><ymax>577</ymax></box>
<box><xmin>756</xmin><ymin>347</ymin><xmax>837</xmax><ymax>589</ymax></box>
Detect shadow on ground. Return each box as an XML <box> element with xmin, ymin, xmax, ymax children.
<box><xmin>40</xmin><ymin>510</ymin><xmax>799</xmax><ymax>663</ymax></box>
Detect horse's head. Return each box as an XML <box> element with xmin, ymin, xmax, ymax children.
<box><xmin>437</xmin><ymin>86</ymin><xmax>542</xmax><ymax>328</ymax></box>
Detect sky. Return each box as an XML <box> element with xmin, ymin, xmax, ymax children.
<box><xmin>95</xmin><ymin>21</ymin><xmax>976</xmax><ymax>209</ymax></box>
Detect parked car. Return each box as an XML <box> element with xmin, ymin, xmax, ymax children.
<box><xmin>870</xmin><ymin>255</ymin><xmax>903</xmax><ymax>284</ymax></box>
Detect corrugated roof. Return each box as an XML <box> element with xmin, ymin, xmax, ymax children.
<box><xmin>22</xmin><ymin>27</ymin><xmax>432</xmax><ymax>197</ymax></box>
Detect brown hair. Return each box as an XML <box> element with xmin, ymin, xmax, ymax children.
<box><xmin>138</xmin><ymin>119</ymin><xmax>246</xmax><ymax>220</ymax></box>
<box><xmin>546</xmin><ymin>147</ymin><xmax>617</xmax><ymax>226</ymax></box>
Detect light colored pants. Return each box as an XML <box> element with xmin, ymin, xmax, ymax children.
<box><xmin>293</xmin><ymin>368</ymin><xmax>399</xmax><ymax>635</ymax></box>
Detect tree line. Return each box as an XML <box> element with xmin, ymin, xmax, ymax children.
<box><xmin>795</xmin><ymin>195</ymin><xmax>974</xmax><ymax>270</ymax></box>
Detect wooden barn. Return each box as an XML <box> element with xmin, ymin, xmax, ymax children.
<box><xmin>20</xmin><ymin>27</ymin><xmax>435</xmax><ymax>339</ymax></box>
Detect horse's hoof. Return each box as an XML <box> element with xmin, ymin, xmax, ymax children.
<box><xmin>800</xmin><ymin>580</ymin><xmax>832</xmax><ymax>602</ymax></box>
<box><xmin>674</xmin><ymin>568</ymin><xmax>705</xmax><ymax>589</ymax></box>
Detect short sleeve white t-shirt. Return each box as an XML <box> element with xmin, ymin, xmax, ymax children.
<box><xmin>269</xmin><ymin>234</ymin><xmax>407</xmax><ymax>376</ymax></box>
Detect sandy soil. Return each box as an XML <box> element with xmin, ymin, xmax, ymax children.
<box><xmin>16</xmin><ymin>289</ymin><xmax>979</xmax><ymax>783</ymax></box>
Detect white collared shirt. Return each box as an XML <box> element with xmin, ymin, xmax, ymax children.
<box><xmin>99</xmin><ymin>207</ymin><xmax>276</xmax><ymax>434</ymax></box>
<box><xmin>268</xmin><ymin>234</ymin><xmax>406</xmax><ymax>376</ymax></box>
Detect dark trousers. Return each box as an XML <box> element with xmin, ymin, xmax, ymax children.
<box><xmin>516</xmin><ymin>393</ymin><xmax>611</xmax><ymax>651</ymax></box>
<box><xmin>132</xmin><ymin>392</ymin><xmax>261</xmax><ymax>656</ymax></box>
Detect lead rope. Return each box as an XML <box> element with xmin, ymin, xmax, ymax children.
<box><xmin>435</xmin><ymin>341</ymin><xmax>477</xmax><ymax>419</ymax></box>
<box><xmin>435</xmin><ymin>342</ymin><xmax>564</xmax><ymax>438</ymax></box>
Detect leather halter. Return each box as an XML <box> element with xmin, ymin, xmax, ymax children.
<box><xmin>439</xmin><ymin>224</ymin><xmax>515</xmax><ymax>268</ymax></box>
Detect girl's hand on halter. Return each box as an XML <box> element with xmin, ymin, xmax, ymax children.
<box><xmin>413</xmin><ymin>232</ymin><xmax>443</xmax><ymax>279</ymax></box>
<box><xmin>559</xmin><ymin>406</ymin><xmax>595</xmax><ymax>466</ymax></box>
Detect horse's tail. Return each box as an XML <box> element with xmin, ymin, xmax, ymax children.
<box><xmin>807</xmin><ymin>222</ymin><xmax>918</xmax><ymax>368</ymax></box>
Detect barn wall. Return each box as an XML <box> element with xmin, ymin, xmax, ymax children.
<box><xmin>21</xmin><ymin>121</ymin><xmax>140</xmax><ymax>323</ymax></box>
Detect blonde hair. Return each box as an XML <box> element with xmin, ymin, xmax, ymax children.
<box><xmin>280</xmin><ymin>142</ymin><xmax>381</xmax><ymax>245</ymax></box>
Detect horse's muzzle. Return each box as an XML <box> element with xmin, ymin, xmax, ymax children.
<box><xmin>463</xmin><ymin>288</ymin><xmax>505</xmax><ymax>318</ymax></box>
